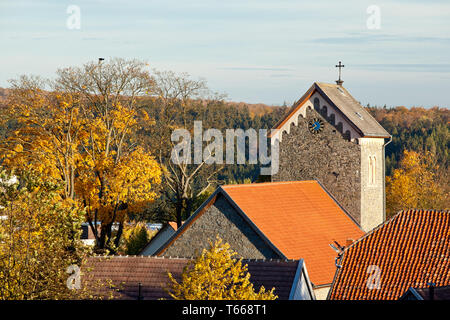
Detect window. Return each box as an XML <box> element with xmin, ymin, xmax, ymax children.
<box><xmin>313</xmin><ymin>98</ymin><xmax>320</xmax><ymax>111</ymax></box>
<box><xmin>368</xmin><ymin>156</ymin><xmax>376</xmax><ymax>185</ymax></box>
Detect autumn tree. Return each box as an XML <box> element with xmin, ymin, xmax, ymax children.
<box><xmin>386</xmin><ymin>150</ymin><xmax>448</xmax><ymax>217</ymax></box>
<box><xmin>118</xmin><ymin>222</ymin><xmax>155</xmax><ymax>255</ymax></box>
<box><xmin>146</xmin><ymin>70</ymin><xmax>225</xmax><ymax>228</ymax></box>
<box><xmin>0</xmin><ymin>58</ymin><xmax>162</xmax><ymax>252</ymax></box>
<box><xmin>166</xmin><ymin>236</ymin><xmax>277</xmax><ymax>300</ymax></box>
<box><xmin>0</xmin><ymin>171</ymin><xmax>91</xmax><ymax>300</ymax></box>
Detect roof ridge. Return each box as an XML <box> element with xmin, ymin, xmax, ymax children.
<box><xmin>88</xmin><ymin>255</ymin><xmax>301</xmax><ymax>263</ymax></box>
<box><xmin>90</xmin><ymin>255</ymin><xmax>193</xmax><ymax>260</ymax></box>
<box><xmin>314</xmin><ymin>81</ymin><xmax>336</xmax><ymax>87</ymax></box>
<box><xmin>243</xmin><ymin>258</ymin><xmax>299</xmax><ymax>262</ymax></box>
<box><xmin>222</xmin><ymin>180</ymin><xmax>317</xmax><ymax>188</ymax></box>
<box><xmin>341</xmin><ymin>208</ymin><xmax>449</xmax><ymax>253</ymax></box>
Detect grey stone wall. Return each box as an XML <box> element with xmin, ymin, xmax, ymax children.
<box><xmin>272</xmin><ymin>106</ymin><xmax>362</xmax><ymax>224</ymax></box>
<box><xmin>161</xmin><ymin>195</ymin><xmax>281</xmax><ymax>259</ymax></box>
<box><xmin>359</xmin><ymin>138</ymin><xmax>385</xmax><ymax>231</ymax></box>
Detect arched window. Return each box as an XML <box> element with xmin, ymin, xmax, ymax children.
<box><xmin>329</xmin><ymin>113</ymin><xmax>336</xmax><ymax>126</ymax></box>
<box><xmin>322</xmin><ymin>106</ymin><xmax>328</xmax><ymax>118</ymax></box>
<box><xmin>344</xmin><ymin>130</ymin><xmax>351</xmax><ymax>140</ymax></box>
<box><xmin>313</xmin><ymin>98</ymin><xmax>320</xmax><ymax>111</ymax></box>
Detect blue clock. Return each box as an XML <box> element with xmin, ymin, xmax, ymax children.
<box><xmin>308</xmin><ymin>118</ymin><xmax>324</xmax><ymax>134</ymax></box>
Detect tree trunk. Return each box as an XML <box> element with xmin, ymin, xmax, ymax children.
<box><xmin>114</xmin><ymin>222</ymin><xmax>124</xmax><ymax>249</ymax></box>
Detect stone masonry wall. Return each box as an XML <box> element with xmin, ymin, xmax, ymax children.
<box><xmin>272</xmin><ymin>106</ymin><xmax>362</xmax><ymax>224</ymax></box>
<box><xmin>161</xmin><ymin>195</ymin><xmax>281</xmax><ymax>259</ymax></box>
<box><xmin>359</xmin><ymin>138</ymin><xmax>385</xmax><ymax>231</ymax></box>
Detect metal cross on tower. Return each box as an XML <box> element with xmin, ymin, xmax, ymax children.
<box><xmin>335</xmin><ymin>61</ymin><xmax>345</xmax><ymax>86</ymax></box>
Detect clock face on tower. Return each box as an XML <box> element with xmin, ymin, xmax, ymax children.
<box><xmin>308</xmin><ymin>118</ymin><xmax>324</xmax><ymax>134</ymax></box>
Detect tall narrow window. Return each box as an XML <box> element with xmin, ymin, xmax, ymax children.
<box><xmin>368</xmin><ymin>156</ymin><xmax>376</xmax><ymax>185</ymax></box>
<box><xmin>313</xmin><ymin>98</ymin><xmax>320</xmax><ymax>111</ymax></box>
<box><xmin>372</xmin><ymin>156</ymin><xmax>376</xmax><ymax>184</ymax></box>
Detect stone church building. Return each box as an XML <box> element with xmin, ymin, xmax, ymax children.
<box><xmin>141</xmin><ymin>80</ymin><xmax>391</xmax><ymax>299</ymax></box>
<box><xmin>270</xmin><ymin>82</ymin><xmax>391</xmax><ymax>232</ymax></box>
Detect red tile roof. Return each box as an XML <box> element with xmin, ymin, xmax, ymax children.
<box><xmin>329</xmin><ymin>209</ymin><xmax>450</xmax><ymax>300</ymax></box>
<box><xmin>82</xmin><ymin>256</ymin><xmax>300</xmax><ymax>300</ymax></box>
<box><xmin>221</xmin><ymin>181</ymin><xmax>363</xmax><ymax>286</ymax></box>
<box><xmin>159</xmin><ymin>181</ymin><xmax>362</xmax><ymax>286</ymax></box>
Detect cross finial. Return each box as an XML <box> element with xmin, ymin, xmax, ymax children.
<box><xmin>335</xmin><ymin>61</ymin><xmax>345</xmax><ymax>86</ymax></box>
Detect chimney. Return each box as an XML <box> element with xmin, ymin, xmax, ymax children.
<box><xmin>138</xmin><ymin>282</ymin><xmax>143</xmax><ymax>301</ymax></box>
<box><xmin>428</xmin><ymin>283</ymin><xmax>435</xmax><ymax>300</ymax></box>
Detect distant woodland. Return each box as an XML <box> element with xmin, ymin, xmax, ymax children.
<box><xmin>0</xmin><ymin>70</ymin><xmax>448</xmax><ymax>224</ymax></box>
<box><xmin>2</xmin><ymin>87</ymin><xmax>447</xmax><ymax>180</ymax></box>
<box><xmin>141</xmin><ymin>99</ymin><xmax>450</xmax><ymax>187</ymax></box>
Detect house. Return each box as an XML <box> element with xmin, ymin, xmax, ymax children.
<box><xmin>147</xmin><ymin>223</ymin><xmax>164</xmax><ymax>231</ymax></box>
<box><xmin>81</xmin><ymin>222</ymin><xmax>99</xmax><ymax>246</ymax></box>
<box><xmin>140</xmin><ymin>222</ymin><xmax>179</xmax><ymax>256</ymax></box>
<box><xmin>328</xmin><ymin>209</ymin><xmax>450</xmax><ymax>300</ymax></box>
<box><xmin>400</xmin><ymin>285</ymin><xmax>450</xmax><ymax>300</ymax></box>
<box><xmin>149</xmin><ymin>180</ymin><xmax>364</xmax><ymax>299</ymax></box>
<box><xmin>269</xmin><ymin>82</ymin><xmax>391</xmax><ymax>232</ymax></box>
<box><xmin>82</xmin><ymin>256</ymin><xmax>315</xmax><ymax>300</ymax></box>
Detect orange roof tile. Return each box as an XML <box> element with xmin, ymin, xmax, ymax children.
<box><xmin>329</xmin><ymin>209</ymin><xmax>450</xmax><ymax>300</ymax></box>
<box><xmin>221</xmin><ymin>181</ymin><xmax>364</xmax><ymax>286</ymax></box>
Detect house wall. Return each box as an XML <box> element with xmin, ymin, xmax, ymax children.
<box><xmin>160</xmin><ymin>195</ymin><xmax>281</xmax><ymax>259</ymax></box>
<box><xmin>271</xmin><ymin>100</ymin><xmax>362</xmax><ymax>224</ymax></box>
<box><xmin>314</xmin><ymin>286</ymin><xmax>330</xmax><ymax>300</ymax></box>
<box><xmin>141</xmin><ymin>226</ymin><xmax>176</xmax><ymax>256</ymax></box>
<box><xmin>359</xmin><ymin>137</ymin><xmax>385</xmax><ymax>232</ymax></box>
<box><xmin>289</xmin><ymin>261</ymin><xmax>316</xmax><ymax>300</ymax></box>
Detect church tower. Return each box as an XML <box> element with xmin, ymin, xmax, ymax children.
<box><xmin>269</xmin><ymin>82</ymin><xmax>391</xmax><ymax>232</ymax></box>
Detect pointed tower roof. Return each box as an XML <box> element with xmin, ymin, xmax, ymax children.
<box><xmin>270</xmin><ymin>82</ymin><xmax>391</xmax><ymax>139</ymax></box>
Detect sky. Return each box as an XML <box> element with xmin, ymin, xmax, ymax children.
<box><xmin>0</xmin><ymin>0</ymin><xmax>449</xmax><ymax>107</ymax></box>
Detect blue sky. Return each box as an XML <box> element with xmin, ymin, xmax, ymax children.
<box><xmin>1</xmin><ymin>0</ymin><xmax>449</xmax><ymax>107</ymax></box>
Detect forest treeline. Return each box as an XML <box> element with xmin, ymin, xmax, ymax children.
<box><xmin>0</xmin><ymin>68</ymin><xmax>448</xmax><ymax>225</ymax></box>
<box><xmin>3</xmin><ymin>87</ymin><xmax>447</xmax><ymax>182</ymax></box>
<box><xmin>368</xmin><ymin>106</ymin><xmax>449</xmax><ymax>175</ymax></box>
<box><xmin>1</xmin><ymin>89</ymin><xmax>448</xmax><ymax>221</ymax></box>
<box><xmin>140</xmin><ymin>99</ymin><xmax>449</xmax><ymax>183</ymax></box>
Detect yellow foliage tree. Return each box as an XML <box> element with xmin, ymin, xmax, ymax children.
<box><xmin>166</xmin><ymin>236</ymin><xmax>278</xmax><ymax>300</ymax></box>
<box><xmin>0</xmin><ymin>172</ymin><xmax>90</xmax><ymax>299</ymax></box>
<box><xmin>118</xmin><ymin>221</ymin><xmax>155</xmax><ymax>255</ymax></box>
<box><xmin>1</xmin><ymin>59</ymin><xmax>162</xmax><ymax>252</ymax></box>
<box><xmin>386</xmin><ymin>150</ymin><xmax>448</xmax><ymax>217</ymax></box>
